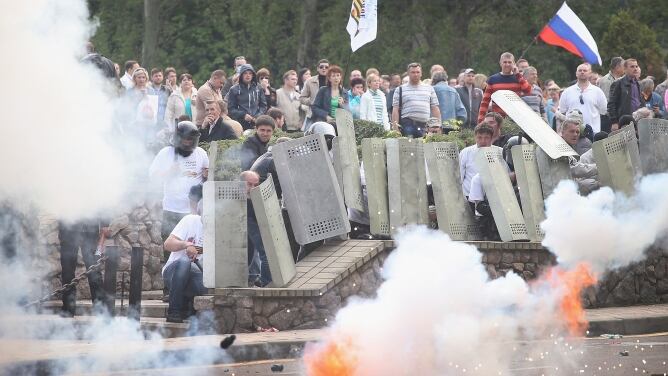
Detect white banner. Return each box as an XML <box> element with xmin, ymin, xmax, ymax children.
<box><xmin>346</xmin><ymin>0</ymin><xmax>378</xmax><ymax>52</ymax></box>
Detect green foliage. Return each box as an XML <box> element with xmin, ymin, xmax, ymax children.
<box><xmin>600</xmin><ymin>10</ymin><xmax>665</xmax><ymax>78</ymax></box>
<box><xmin>424</xmin><ymin>129</ymin><xmax>475</xmax><ymax>150</ymax></box>
<box><xmin>89</xmin><ymin>0</ymin><xmax>668</xmax><ymax>99</ymax></box>
<box><xmin>353</xmin><ymin>119</ymin><xmax>388</xmax><ymax>145</ymax></box>
<box><xmin>502</xmin><ymin>118</ymin><xmax>523</xmax><ymax>137</ymax></box>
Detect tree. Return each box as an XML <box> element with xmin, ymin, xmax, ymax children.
<box><xmin>600</xmin><ymin>10</ymin><xmax>665</xmax><ymax>78</ymax></box>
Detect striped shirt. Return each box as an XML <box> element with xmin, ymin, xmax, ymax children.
<box><xmin>477</xmin><ymin>72</ymin><xmax>532</xmax><ymax>123</ymax></box>
<box><xmin>370</xmin><ymin>89</ymin><xmax>385</xmax><ymax>124</ymax></box>
<box><xmin>392</xmin><ymin>83</ymin><xmax>439</xmax><ymax>122</ymax></box>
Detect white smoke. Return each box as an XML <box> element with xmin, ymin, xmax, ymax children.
<box><xmin>541</xmin><ymin>174</ymin><xmax>668</xmax><ymax>273</ymax></box>
<box><xmin>307</xmin><ymin>227</ymin><xmax>578</xmax><ymax>375</ymax></box>
<box><xmin>0</xmin><ymin>1</ymin><xmax>228</xmax><ymax>374</ymax></box>
<box><xmin>0</xmin><ymin>0</ymin><xmax>127</xmax><ymax>221</ymax></box>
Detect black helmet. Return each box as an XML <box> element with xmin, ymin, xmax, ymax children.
<box><xmin>172</xmin><ymin>121</ymin><xmax>200</xmax><ymax>157</ymax></box>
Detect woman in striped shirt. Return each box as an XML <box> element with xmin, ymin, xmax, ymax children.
<box><xmin>360</xmin><ymin>73</ymin><xmax>390</xmax><ymax>130</ymax></box>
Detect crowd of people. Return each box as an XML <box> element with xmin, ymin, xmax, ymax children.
<box><xmin>70</xmin><ymin>44</ymin><xmax>664</xmax><ymax>323</ymax></box>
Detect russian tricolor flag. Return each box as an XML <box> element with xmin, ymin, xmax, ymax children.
<box><xmin>538</xmin><ymin>2</ymin><xmax>602</xmax><ymax>65</ymax></box>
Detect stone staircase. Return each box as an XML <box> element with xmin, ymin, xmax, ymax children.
<box><xmin>39</xmin><ymin>290</ymin><xmax>194</xmax><ymax>338</ymax></box>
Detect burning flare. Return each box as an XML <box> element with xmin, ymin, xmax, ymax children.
<box><xmin>303</xmin><ymin>335</ymin><xmax>359</xmax><ymax>376</ymax></box>
<box><xmin>544</xmin><ymin>262</ymin><xmax>597</xmax><ymax>336</ymax></box>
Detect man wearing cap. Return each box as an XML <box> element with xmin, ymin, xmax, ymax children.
<box><xmin>456</xmin><ymin>68</ymin><xmax>483</xmax><ymax>129</ymax></box>
<box><xmin>424</xmin><ymin>117</ymin><xmax>443</xmax><ymax>136</ymax></box>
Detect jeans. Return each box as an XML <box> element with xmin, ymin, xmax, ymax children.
<box><xmin>399</xmin><ymin>118</ymin><xmax>426</xmax><ymax>138</ymax></box>
<box><xmin>59</xmin><ymin>223</ymin><xmax>105</xmax><ymax>315</ymax></box>
<box><xmin>247</xmin><ymin>216</ymin><xmax>272</xmax><ymax>286</ymax></box>
<box><xmin>163</xmin><ymin>258</ymin><xmax>205</xmax><ymax>315</ymax></box>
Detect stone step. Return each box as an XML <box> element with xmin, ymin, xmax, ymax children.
<box><xmin>41</xmin><ymin>299</ymin><xmax>169</xmax><ymax>319</ymax></box>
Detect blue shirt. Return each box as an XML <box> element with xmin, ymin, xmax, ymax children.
<box><xmin>347</xmin><ymin>90</ymin><xmax>362</xmax><ymax>119</ymax></box>
<box><xmin>433</xmin><ymin>82</ymin><xmax>466</xmax><ymax>121</ymax></box>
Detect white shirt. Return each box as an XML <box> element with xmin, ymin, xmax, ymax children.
<box><xmin>558</xmin><ymin>82</ymin><xmax>607</xmax><ymax>133</ymax></box>
<box><xmin>120</xmin><ymin>72</ymin><xmax>134</xmax><ymax>90</ymax></box>
<box><xmin>162</xmin><ymin>215</ymin><xmax>203</xmax><ymax>275</ymax></box>
<box><xmin>149</xmin><ymin>146</ymin><xmax>209</xmax><ymax>213</ymax></box>
<box><xmin>468</xmin><ymin>173</ymin><xmax>485</xmax><ymax>202</ymax></box>
<box><xmin>459</xmin><ymin>144</ymin><xmax>504</xmax><ymax>197</ymax></box>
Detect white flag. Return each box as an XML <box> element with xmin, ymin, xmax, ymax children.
<box><xmin>346</xmin><ymin>0</ymin><xmax>378</xmax><ymax>52</ymax></box>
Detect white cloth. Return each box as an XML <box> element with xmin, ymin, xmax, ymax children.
<box><xmin>149</xmin><ymin>146</ymin><xmax>209</xmax><ymax>213</ymax></box>
<box><xmin>120</xmin><ymin>72</ymin><xmax>134</xmax><ymax>90</ymax></box>
<box><xmin>162</xmin><ymin>215</ymin><xmax>203</xmax><ymax>275</ymax></box>
<box><xmin>558</xmin><ymin>82</ymin><xmax>607</xmax><ymax>133</ymax></box>
<box><xmin>459</xmin><ymin>145</ymin><xmax>504</xmax><ymax>197</ymax></box>
<box><xmin>468</xmin><ymin>173</ymin><xmax>485</xmax><ymax>202</ymax></box>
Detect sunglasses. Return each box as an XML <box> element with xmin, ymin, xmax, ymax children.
<box><xmin>579</xmin><ymin>94</ymin><xmax>584</xmax><ymax>105</ymax></box>
<box><xmin>319</xmin><ymin>65</ymin><xmax>329</xmax><ymax>69</ymax></box>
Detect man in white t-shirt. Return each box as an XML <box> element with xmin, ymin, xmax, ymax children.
<box><xmin>149</xmin><ymin>121</ymin><xmax>209</xmax><ymax>245</ymax></box>
<box><xmin>162</xmin><ymin>200</ymin><xmax>205</xmax><ymax>323</ymax></box>
<box><xmin>459</xmin><ymin>123</ymin><xmax>498</xmax><ymax>198</ymax></box>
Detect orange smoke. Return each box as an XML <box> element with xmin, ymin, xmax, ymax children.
<box><xmin>545</xmin><ymin>263</ymin><xmax>597</xmax><ymax>336</ymax></box>
<box><xmin>303</xmin><ymin>335</ymin><xmax>359</xmax><ymax>376</ymax></box>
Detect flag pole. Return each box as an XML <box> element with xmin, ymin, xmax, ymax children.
<box><xmin>343</xmin><ymin>50</ymin><xmax>353</xmax><ymax>88</ymax></box>
<box><xmin>518</xmin><ymin>34</ymin><xmax>539</xmax><ymax>62</ymax></box>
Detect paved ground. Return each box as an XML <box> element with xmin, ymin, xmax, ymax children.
<box><xmin>102</xmin><ymin>333</ymin><xmax>668</xmax><ymax>375</ymax></box>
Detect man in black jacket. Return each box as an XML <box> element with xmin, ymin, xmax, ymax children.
<box><xmin>226</xmin><ymin>64</ymin><xmax>268</xmax><ymax>130</ymax></box>
<box><xmin>456</xmin><ymin>68</ymin><xmax>483</xmax><ymax>129</ymax></box>
<box><xmin>200</xmin><ymin>100</ymin><xmax>238</xmax><ymax>142</ymax></box>
<box><xmin>241</xmin><ymin>115</ymin><xmax>275</xmax><ymax>170</ymax></box>
<box><xmin>608</xmin><ymin>58</ymin><xmax>645</xmax><ymax>131</ymax></box>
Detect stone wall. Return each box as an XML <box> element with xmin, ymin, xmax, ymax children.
<box><xmin>196</xmin><ymin>242</ymin><xmax>668</xmax><ymax>333</ymax></box>
<box><xmin>195</xmin><ymin>252</ymin><xmax>388</xmax><ymax>333</ymax></box>
<box><xmin>38</xmin><ymin>200</ymin><xmax>165</xmax><ymax>300</ymax></box>
<box><xmin>583</xmin><ymin>248</ymin><xmax>668</xmax><ymax>308</ymax></box>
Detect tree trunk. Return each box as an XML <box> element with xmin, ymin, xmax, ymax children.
<box><xmin>297</xmin><ymin>0</ymin><xmax>318</xmax><ymax>69</ymax></box>
<box><xmin>142</xmin><ymin>0</ymin><xmax>160</xmax><ymax>68</ymax></box>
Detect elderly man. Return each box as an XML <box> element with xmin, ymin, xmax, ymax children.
<box><xmin>200</xmin><ymin>100</ymin><xmax>238</xmax><ymax>142</ymax></box>
<box><xmin>392</xmin><ymin>62</ymin><xmax>441</xmax><ymax>137</ymax></box>
<box><xmin>431</xmin><ymin>71</ymin><xmax>466</xmax><ymax>123</ymax></box>
<box><xmin>608</xmin><ymin>58</ymin><xmax>645</xmax><ymax>131</ymax></box>
<box><xmin>560</xmin><ymin>110</ymin><xmax>592</xmax><ymax>155</ymax></box>
<box><xmin>559</xmin><ymin>63</ymin><xmax>607</xmax><ymax>134</ymax></box>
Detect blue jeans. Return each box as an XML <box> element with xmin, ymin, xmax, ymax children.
<box><xmin>163</xmin><ymin>258</ymin><xmax>205</xmax><ymax>315</ymax></box>
<box><xmin>247</xmin><ymin>216</ymin><xmax>272</xmax><ymax>286</ymax></box>
<box><xmin>399</xmin><ymin>118</ymin><xmax>425</xmax><ymax>138</ymax></box>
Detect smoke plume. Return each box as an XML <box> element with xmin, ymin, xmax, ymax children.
<box><xmin>541</xmin><ymin>174</ymin><xmax>668</xmax><ymax>272</ymax></box>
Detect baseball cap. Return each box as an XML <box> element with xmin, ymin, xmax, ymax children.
<box><xmin>464</xmin><ymin>68</ymin><xmax>476</xmax><ymax>74</ymax></box>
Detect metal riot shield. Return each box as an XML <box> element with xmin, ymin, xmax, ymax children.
<box><xmin>203</xmin><ymin>181</ymin><xmax>248</xmax><ymax>288</ymax></box>
<box><xmin>334</xmin><ymin>109</ymin><xmax>365</xmax><ymax>211</ymax></box>
<box><xmin>273</xmin><ymin>134</ymin><xmax>350</xmax><ymax>244</ymax></box>
<box><xmin>593</xmin><ymin>126</ymin><xmax>642</xmax><ymax>195</ymax></box>
<box><xmin>535</xmin><ymin>146</ymin><xmax>572</xmax><ymax>198</ymax></box>
<box><xmin>249</xmin><ymin>175</ymin><xmax>296</xmax><ymax>287</ymax></box>
<box><xmin>491</xmin><ymin>90</ymin><xmax>578</xmax><ymax>159</ymax></box>
<box><xmin>386</xmin><ymin>138</ymin><xmax>430</xmax><ymax>233</ymax></box>
<box><xmin>637</xmin><ymin>118</ymin><xmax>668</xmax><ymax>175</ymax></box>
<box><xmin>511</xmin><ymin>144</ymin><xmax>545</xmax><ymax>241</ymax></box>
<box><xmin>361</xmin><ymin>138</ymin><xmax>390</xmax><ymax>236</ymax></box>
<box><xmin>475</xmin><ymin>147</ymin><xmax>529</xmax><ymax>242</ymax></box>
<box><xmin>423</xmin><ymin>142</ymin><xmax>481</xmax><ymax>240</ymax></box>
